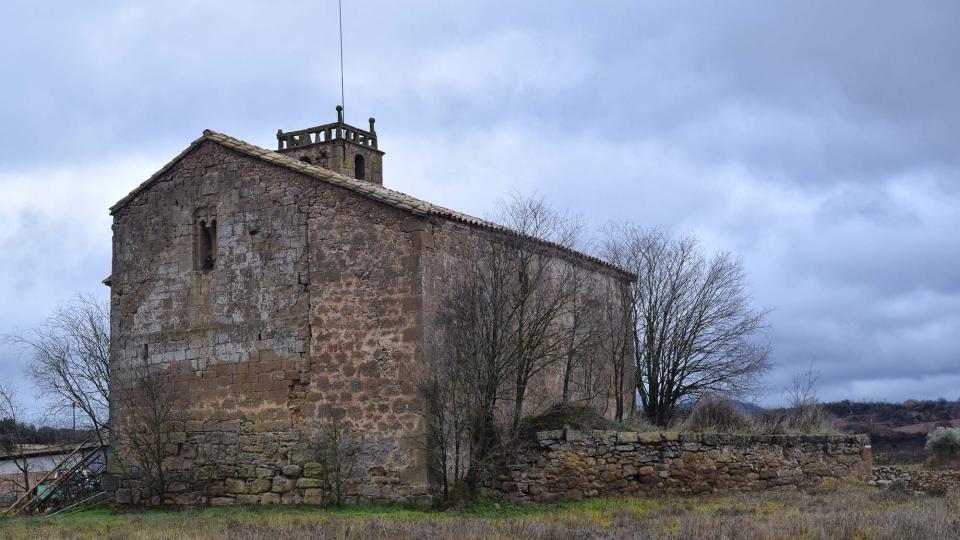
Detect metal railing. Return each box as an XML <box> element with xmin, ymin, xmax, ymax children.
<box><xmin>1</xmin><ymin>441</ymin><xmax>107</xmax><ymax>517</ymax></box>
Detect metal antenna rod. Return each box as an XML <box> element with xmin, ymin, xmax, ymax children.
<box><xmin>338</xmin><ymin>0</ymin><xmax>345</xmax><ymax>119</ymax></box>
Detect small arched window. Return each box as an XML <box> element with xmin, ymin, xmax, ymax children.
<box><xmin>354</xmin><ymin>154</ymin><xmax>366</xmax><ymax>180</ymax></box>
<box><xmin>299</xmin><ymin>156</ymin><xmax>312</xmax><ymax>165</ymax></box>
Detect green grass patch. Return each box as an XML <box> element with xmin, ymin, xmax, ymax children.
<box><xmin>2</xmin><ymin>486</ymin><xmax>958</xmax><ymax>540</ymax></box>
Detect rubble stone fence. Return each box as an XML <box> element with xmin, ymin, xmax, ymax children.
<box><xmin>484</xmin><ymin>430</ymin><xmax>872</xmax><ymax>502</ymax></box>
<box><xmin>872</xmin><ymin>465</ymin><xmax>960</xmax><ymax>494</ymax></box>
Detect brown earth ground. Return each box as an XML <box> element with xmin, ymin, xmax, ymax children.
<box><xmin>1</xmin><ymin>482</ymin><xmax>958</xmax><ymax>540</ymax></box>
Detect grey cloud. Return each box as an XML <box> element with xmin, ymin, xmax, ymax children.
<box><xmin>2</xmin><ymin>0</ymin><xmax>959</xmax><ymax>411</ymax></box>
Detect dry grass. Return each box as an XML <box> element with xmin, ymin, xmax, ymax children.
<box><xmin>1</xmin><ymin>484</ymin><xmax>959</xmax><ymax>539</ymax></box>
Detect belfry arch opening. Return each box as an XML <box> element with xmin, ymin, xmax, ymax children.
<box><xmin>354</xmin><ymin>154</ymin><xmax>365</xmax><ymax>180</ymax></box>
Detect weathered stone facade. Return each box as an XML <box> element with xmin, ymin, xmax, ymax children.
<box><xmin>484</xmin><ymin>430</ymin><xmax>872</xmax><ymax>502</ymax></box>
<box><xmin>103</xmin><ymin>117</ymin><xmax>634</xmax><ymax>506</ymax></box>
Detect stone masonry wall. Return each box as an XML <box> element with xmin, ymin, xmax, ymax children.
<box><xmin>107</xmin><ymin>140</ymin><xmax>429</xmax><ymax>506</ymax></box>
<box><xmin>485</xmin><ymin>430</ymin><xmax>872</xmax><ymax>502</ymax></box>
<box><xmin>421</xmin><ymin>218</ymin><xmax>636</xmax><ymax>423</ymax></box>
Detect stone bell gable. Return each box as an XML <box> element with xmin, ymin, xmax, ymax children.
<box><xmin>103</xmin><ymin>115</ymin><xmax>635</xmax><ymax>506</ymax></box>
<box><xmin>276</xmin><ymin>106</ymin><xmax>384</xmax><ymax>185</ymax></box>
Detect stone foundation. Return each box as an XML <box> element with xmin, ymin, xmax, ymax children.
<box><xmin>484</xmin><ymin>430</ymin><xmax>872</xmax><ymax>502</ymax></box>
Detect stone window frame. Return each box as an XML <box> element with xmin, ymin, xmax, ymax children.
<box><xmin>194</xmin><ymin>208</ymin><xmax>218</xmax><ymax>272</ymax></box>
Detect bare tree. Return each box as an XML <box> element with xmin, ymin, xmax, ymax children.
<box><xmin>0</xmin><ymin>384</ymin><xmax>32</xmax><ymax>499</ymax></box>
<box><xmin>418</xmin><ymin>367</ymin><xmax>467</xmax><ymax>500</ymax></box>
<box><xmin>422</xmin><ymin>219</ymin><xmax>569</xmax><ymax>496</ymax></box>
<box><xmin>114</xmin><ymin>354</ymin><xmax>176</xmax><ymax>506</ymax></box>
<box><xmin>596</xmin><ymin>278</ymin><xmax>634</xmax><ymax>422</ymax></box>
<box><xmin>438</xmin><ymin>242</ymin><xmax>519</xmax><ymax>495</ymax></box>
<box><xmin>491</xmin><ymin>194</ymin><xmax>581</xmax><ymax>437</ymax></box>
<box><xmin>8</xmin><ymin>295</ymin><xmax>110</xmax><ymax>447</ymax></box>
<box><xmin>602</xmin><ymin>225</ymin><xmax>770</xmax><ymax>426</ymax></box>
<box><xmin>559</xmin><ymin>266</ymin><xmax>601</xmax><ymax>405</ymax></box>
<box><xmin>422</xmin><ymin>195</ymin><xmax>634</xmax><ymax>497</ymax></box>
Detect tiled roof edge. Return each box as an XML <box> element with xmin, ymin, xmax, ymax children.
<box><xmin>109</xmin><ymin>130</ymin><xmax>635</xmax><ymax>280</ymax></box>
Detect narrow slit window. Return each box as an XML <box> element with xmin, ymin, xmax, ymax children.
<box><xmin>354</xmin><ymin>154</ymin><xmax>365</xmax><ymax>180</ymax></box>
<box><xmin>197</xmin><ymin>218</ymin><xmax>217</xmax><ymax>271</ymax></box>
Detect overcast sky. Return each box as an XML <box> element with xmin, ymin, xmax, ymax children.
<box><xmin>2</xmin><ymin>1</ymin><xmax>959</xmax><ymax>419</ymax></box>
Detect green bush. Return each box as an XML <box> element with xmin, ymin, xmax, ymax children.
<box><xmin>925</xmin><ymin>427</ymin><xmax>960</xmax><ymax>465</ymax></box>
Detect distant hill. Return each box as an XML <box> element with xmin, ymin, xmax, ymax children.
<box><xmin>736</xmin><ymin>401</ymin><xmax>765</xmax><ymax>414</ymax></box>
<box><xmin>824</xmin><ymin>399</ymin><xmax>960</xmax><ymax>433</ymax></box>
<box><xmin>823</xmin><ymin>399</ymin><xmax>960</xmax><ymax>464</ymax></box>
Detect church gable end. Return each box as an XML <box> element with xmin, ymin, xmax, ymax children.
<box><xmin>106</xmin><ymin>137</ymin><xmax>432</xmax><ymax>506</ymax></box>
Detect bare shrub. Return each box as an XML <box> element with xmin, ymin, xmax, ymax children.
<box><xmin>618</xmin><ymin>413</ymin><xmax>663</xmax><ymax>433</ymax></box>
<box><xmin>682</xmin><ymin>397</ymin><xmax>752</xmax><ymax>433</ymax></box>
<box><xmin>747</xmin><ymin>410</ymin><xmax>787</xmax><ymax>434</ymax></box>
<box><xmin>784</xmin><ymin>363</ymin><xmax>833</xmax><ymax>433</ymax></box>
<box><xmin>418</xmin><ymin>373</ymin><xmax>468</xmax><ymax>501</ymax></box>
<box><xmin>926</xmin><ymin>427</ymin><xmax>960</xmax><ymax>467</ymax></box>
<box><xmin>746</xmin><ymin>364</ymin><xmax>837</xmax><ymax>435</ymax></box>
<box><xmin>307</xmin><ymin>417</ymin><xmax>362</xmax><ymax>506</ymax></box>
<box><xmin>114</xmin><ymin>355</ymin><xmax>177</xmax><ymax>506</ymax></box>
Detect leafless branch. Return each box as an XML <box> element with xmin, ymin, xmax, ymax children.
<box><xmin>602</xmin><ymin>224</ymin><xmax>771</xmax><ymax>426</ymax></box>
<box><xmin>7</xmin><ymin>295</ymin><xmax>110</xmax><ymax>447</ymax></box>
<box><xmin>113</xmin><ymin>354</ymin><xmax>176</xmax><ymax>506</ymax></box>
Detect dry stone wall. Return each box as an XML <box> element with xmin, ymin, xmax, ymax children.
<box><xmin>873</xmin><ymin>465</ymin><xmax>960</xmax><ymax>494</ymax></box>
<box><xmin>485</xmin><ymin>430</ymin><xmax>872</xmax><ymax>502</ymax></box>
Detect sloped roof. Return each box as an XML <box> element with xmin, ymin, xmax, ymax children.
<box><xmin>110</xmin><ymin>130</ymin><xmax>633</xmax><ymax>279</ymax></box>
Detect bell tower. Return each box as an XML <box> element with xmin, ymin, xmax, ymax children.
<box><xmin>276</xmin><ymin>105</ymin><xmax>384</xmax><ymax>185</ymax></box>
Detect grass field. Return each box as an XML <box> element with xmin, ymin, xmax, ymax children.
<box><xmin>1</xmin><ymin>483</ymin><xmax>958</xmax><ymax>539</ymax></box>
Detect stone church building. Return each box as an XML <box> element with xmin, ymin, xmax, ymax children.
<box><xmin>103</xmin><ymin>108</ymin><xmax>634</xmax><ymax>506</ymax></box>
